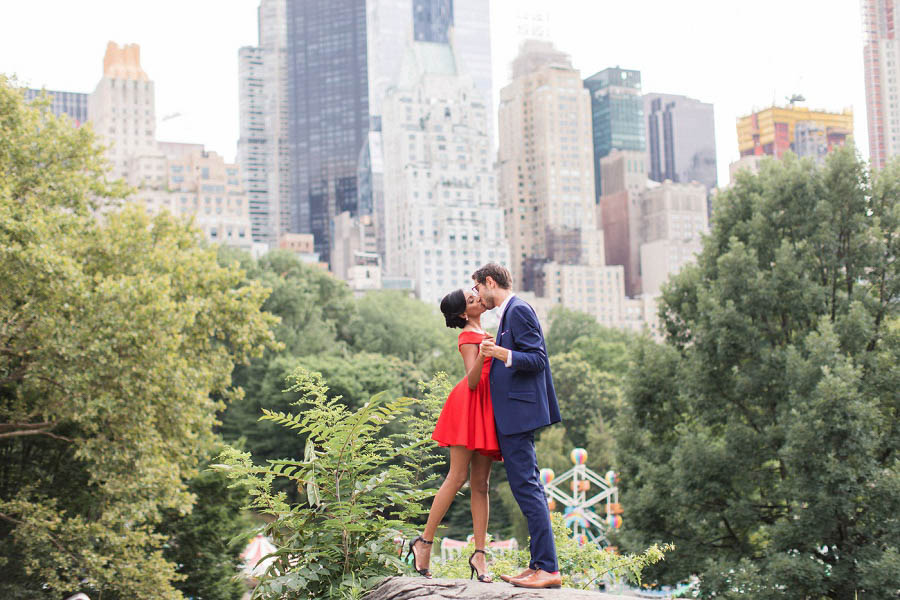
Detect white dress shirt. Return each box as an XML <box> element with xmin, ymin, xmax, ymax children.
<box><xmin>496</xmin><ymin>293</ymin><xmax>515</xmax><ymax>367</ymax></box>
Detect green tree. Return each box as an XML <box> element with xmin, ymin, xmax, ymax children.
<box><xmin>218</xmin><ymin>247</ymin><xmax>355</xmax><ymax>358</ymax></box>
<box><xmin>159</xmin><ymin>465</ymin><xmax>255</xmax><ymax>600</ymax></box>
<box><xmin>615</xmin><ymin>150</ymin><xmax>900</xmax><ymax>598</ymax></box>
<box><xmin>550</xmin><ymin>351</ymin><xmax>622</xmax><ymax>458</ymax></box>
<box><xmin>0</xmin><ymin>78</ymin><xmax>277</xmax><ymax>599</ymax></box>
<box><xmin>545</xmin><ymin>307</ymin><xmax>604</xmax><ymax>356</ymax></box>
<box><xmin>345</xmin><ymin>290</ymin><xmax>463</xmax><ymax>379</ymax></box>
<box><xmin>219</xmin><ymin>352</ymin><xmax>426</xmax><ymax>468</ymax></box>
<box><xmin>215</xmin><ymin>368</ymin><xmax>442</xmax><ymax>599</ymax></box>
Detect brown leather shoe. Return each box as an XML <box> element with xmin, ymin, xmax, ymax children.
<box><xmin>510</xmin><ymin>569</ymin><xmax>562</xmax><ymax>589</ymax></box>
<box><xmin>499</xmin><ymin>568</ymin><xmax>535</xmax><ymax>583</ymax></box>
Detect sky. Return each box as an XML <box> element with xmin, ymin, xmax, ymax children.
<box><xmin>1</xmin><ymin>1</ymin><xmax>868</xmax><ymax>188</ymax></box>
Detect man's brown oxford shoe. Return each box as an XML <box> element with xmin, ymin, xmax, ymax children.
<box><xmin>510</xmin><ymin>569</ymin><xmax>562</xmax><ymax>589</ymax></box>
<box><xmin>499</xmin><ymin>568</ymin><xmax>535</xmax><ymax>584</ymax></box>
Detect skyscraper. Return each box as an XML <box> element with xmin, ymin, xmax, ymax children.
<box><xmin>286</xmin><ymin>0</ymin><xmax>370</xmax><ymax>262</ymax></box>
<box><xmin>498</xmin><ymin>40</ymin><xmax>597</xmax><ymax>289</ymax></box>
<box><xmin>238</xmin><ymin>0</ymin><xmax>291</xmax><ymax>245</ymax></box>
<box><xmin>283</xmin><ymin>0</ymin><xmax>493</xmax><ymax>268</ymax></box>
<box><xmin>862</xmin><ymin>0</ymin><xmax>900</xmax><ymax>170</ymax></box>
<box><xmin>644</xmin><ymin>93</ymin><xmax>717</xmax><ymax>191</ymax></box>
<box><xmin>413</xmin><ymin>0</ymin><xmax>452</xmax><ymax>42</ymax></box>
<box><xmin>583</xmin><ymin>67</ymin><xmax>646</xmax><ymax>198</ymax></box>
<box><xmin>88</xmin><ymin>42</ymin><xmax>157</xmax><ymax>182</ymax></box>
<box><xmin>382</xmin><ymin>40</ymin><xmax>508</xmax><ymax>304</ymax></box>
<box><xmin>87</xmin><ymin>43</ymin><xmax>253</xmax><ymax>251</ymax></box>
<box><xmin>367</xmin><ymin>0</ymin><xmax>493</xmax><ymax>140</ymax></box>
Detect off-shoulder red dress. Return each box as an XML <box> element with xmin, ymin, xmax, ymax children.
<box><xmin>431</xmin><ymin>330</ymin><xmax>503</xmax><ymax>461</ymax></box>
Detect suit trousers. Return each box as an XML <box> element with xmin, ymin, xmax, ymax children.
<box><xmin>497</xmin><ymin>428</ymin><xmax>558</xmax><ymax>572</ymax></box>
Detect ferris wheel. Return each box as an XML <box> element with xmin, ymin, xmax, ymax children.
<box><xmin>539</xmin><ymin>447</ymin><xmax>623</xmax><ymax>546</ymax></box>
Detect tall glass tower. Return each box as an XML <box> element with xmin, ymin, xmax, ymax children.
<box><xmin>583</xmin><ymin>67</ymin><xmax>645</xmax><ymax>198</ymax></box>
<box><xmin>285</xmin><ymin>0</ymin><xmax>492</xmax><ymax>265</ymax></box>
<box><xmin>287</xmin><ymin>0</ymin><xmax>370</xmax><ymax>262</ymax></box>
<box><xmin>413</xmin><ymin>0</ymin><xmax>452</xmax><ymax>42</ymax></box>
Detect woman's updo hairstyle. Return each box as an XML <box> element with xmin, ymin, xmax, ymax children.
<box><xmin>439</xmin><ymin>289</ymin><xmax>467</xmax><ymax>329</ymax></box>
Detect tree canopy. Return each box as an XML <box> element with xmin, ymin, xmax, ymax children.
<box><xmin>0</xmin><ymin>77</ymin><xmax>277</xmax><ymax>599</ymax></box>
<box><xmin>615</xmin><ymin>150</ymin><xmax>900</xmax><ymax>598</ymax></box>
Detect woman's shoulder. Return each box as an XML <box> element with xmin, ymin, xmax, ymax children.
<box><xmin>457</xmin><ymin>330</ymin><xmax>484</xmax><ymax>345</ymax></box>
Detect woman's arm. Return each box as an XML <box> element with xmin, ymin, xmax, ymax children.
<box><xmin>460</xmin><ymin>343</ymin><xmax>485</xmax><ymax>390</ymax></box>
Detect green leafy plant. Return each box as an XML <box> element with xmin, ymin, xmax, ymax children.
<box><xmin>214</xmin><ymin>368</ymin><xmax>443</xmax><ymax>599</ymax></box>
<box><xmin>433</xmin><ymin>512</ymin><xmax>672</xmax><ymax>589</ymax></box>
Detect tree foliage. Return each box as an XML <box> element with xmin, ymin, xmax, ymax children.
<box><xmin>159</xmin><ymin>464</ymin><xmax>255</xmax><ymax>600</ymax></box>
<box><xmin>615</xmin><ymin>150</ymin><xmax>900</xmax><ymax>598</ymax></box>
<box><xmin>0</xmin><ymin>77</ymin><xmax>277</xmax><ymax>598</ymax></box>
<box><xmin>215</xmin><ymin>368</ymin><xmax>444</xmax><ymax>599</ymax></box>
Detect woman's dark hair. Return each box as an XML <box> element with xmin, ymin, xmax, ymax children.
<box><xmin>439</xmin><ymin>289</ymin><xmax>467</xmax><ymax>329</ymax></box>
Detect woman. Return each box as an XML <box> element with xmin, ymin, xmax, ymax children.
<box><xmin>406</xmin><ymin>289</ymin><xmax>501</xmax><ymax>583</ymax></box>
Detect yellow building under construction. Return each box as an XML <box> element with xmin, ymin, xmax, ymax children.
<box><xmin>737</xmin><ymin>105</ymin><xmax>853</xmax><ymax>160</ymax></box>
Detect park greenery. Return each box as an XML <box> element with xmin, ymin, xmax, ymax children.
<box><xmin>2</xmin><ymin>75</ymin><xmax>898</xmax><ymax>599</ymax></box>
<box><xmin>615</xmin><ymin>149</ymin><xmax>900</xmax><ymax>598</ymax></box>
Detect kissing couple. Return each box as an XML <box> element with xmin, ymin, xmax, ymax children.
<box><xmin>406</xmin><ymin>263</ymin><xmax>563</xmax><ymax>589</ymax></box>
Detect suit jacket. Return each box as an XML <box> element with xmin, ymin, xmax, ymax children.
<box><xmin>489</xmin><ymin>295</ymin><xmax>561</xmax><ymax>435</ymax></box>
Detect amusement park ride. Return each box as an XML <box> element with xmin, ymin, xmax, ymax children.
<box><xmin>540</xmin><ymin>447</ymin><xmax>623</xmax><ymax>546</ymax></box>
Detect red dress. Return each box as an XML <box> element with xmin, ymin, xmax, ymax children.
<box><xmin>431</xmin><ymin>331</ymin><xmax>503</xmax><ymax>461</ymax></box>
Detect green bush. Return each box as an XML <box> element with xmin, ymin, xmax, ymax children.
<box><xmin>433</xmin><ymin>512</ymin><xmax>672</xmax><ymax>589</ymax></box>
<box><xmin>214</xmin><ymin>368</ymin><xmax>443</xmax><ymax>599</ymax></box>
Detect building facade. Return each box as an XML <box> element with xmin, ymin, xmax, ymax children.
<box><xmin>597</xmin><ymin>150</ymin><xmax>646</xmax><ymax>297</ymax></box>
<box><xmin>637</xmin><ymin>181</ymin><xmax>708</xmax><ymax>296</ymax></box>
<box><xmin>862</xmin><ymin>0</ymin><xmax>900</xmax><ymax>170</ymax></box>
<box><xmin>238</xmin><ymin>0</ymin><xmax>291</xmax><ymax>245</ymax></box>
<box><xmin>736</xmin><ymin>105</ymin><xmax>852</xmax><ymax>159</ymax></box>
<box><xmin>382</xmin><ymin>40</ymin><xmax>508</xmax><ymax>304</ymax></box>
<box><xmin>88</xmin><ymin>42</ymin><xmax>157</xmax><ymax>182</ymax></box>
<box><xmin>644</xmin><ymin>92</ymin><xmax>717</xmax><ymax>191</ymax></box>
<box><xmin>24</xmin><ymin>88</ymin><xmax>89</xmax><ymax>125</ymax></box>
<box><xmin>286</xmin><ymin>0</ymin><xmax>370</xmax><ymax>263</ymax></box>
<box><xmin>87</xmin><ymin>43</ymin><xmax>252</xmax><ymax>251</ymax></box>
<box><xmin>367</xmin><ymin>0</ymin><xmax>493</xmax><ymax>141</ymax></box>
<box><xmin>583</xmin><ymin>67</ymin><xmax>645</xmax><ymax>198</ymax></box>
<box><xmin>130</xmin><ymin>145</ymin><xmax>254</xmax><ymax>251</ymax></box>
<box><xmin>498</xmin><ymin>40</ymin><xmax>597</xmax><ymax>289</ymax></box>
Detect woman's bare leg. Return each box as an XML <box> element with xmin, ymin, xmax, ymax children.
<box><xmin>469</xmin><ymin>452</ymin><xmax>493</xmax><ymax>576</ymax></box>
<box><xmin>414</xmin><ymin>446</ymin><xmax>473</xmax><ymax>570</ymax></box>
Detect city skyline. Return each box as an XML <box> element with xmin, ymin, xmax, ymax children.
<box><xmin>0</xmin><ymin>1</ymin><xmax>868</xmax><ymax>189</ymax></box>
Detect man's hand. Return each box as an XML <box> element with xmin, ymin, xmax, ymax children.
<box><xmin>480</xmin><ymin>338</ymin><xmax>509</xmax><ymax>363</ymax></box>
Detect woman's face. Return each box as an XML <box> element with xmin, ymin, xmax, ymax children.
<box><xmin>464</xmin><ymin>290</ymin><xmax>486</xmax><ymax>319</ymax></box>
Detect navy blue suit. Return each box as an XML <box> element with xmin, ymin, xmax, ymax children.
<box><xmin>489</xmin><ymin>295</ymin><xmax>561</xmax><ymax>572</ymax></box>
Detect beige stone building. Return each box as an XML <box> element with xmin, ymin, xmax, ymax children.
<box><xmin>331</xmin><ymin>211</ymin><xmax>381</xmax><ymax>293</ymax></box>
<box><xmin>88</xmin><ymin>42</ymin><xmax>157</xmax><ymax>182</ymax></box>
<box><xmin>381</xmin><ymin>40</ymin><xmax>508</xmax><ymax>305</ymax></box>
<box><xmin>89</xmin><ymin>42</ymin><xmax>253</xmax><ymax>251</ymax></box>
<box><xmin>637</xmin><ymin>181</ymin><xmax>708</xmax><ymax>296</ymax></box>
<box><xmin>497</xmin><ymin>40</ymin><xmax>597</xmax><ymax>290</ymax></box>
<box><xmin>130</xmin><ymin>143</ymin><xmax>253</xmax><ymax>251</ymax></box>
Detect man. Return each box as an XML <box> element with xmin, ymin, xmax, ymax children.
<box><xmin>473</xmin><ymin>263</ymin><xmax>562</xmax><ymax>589</ymax></box>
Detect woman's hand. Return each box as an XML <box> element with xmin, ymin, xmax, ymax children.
<box><xmin>478</xmin><ymin>335</ymin><xmax>493</xmax><ymax>359</ymax></box>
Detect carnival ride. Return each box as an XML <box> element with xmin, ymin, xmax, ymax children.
<box><xmin>539</xmin><ymin>447</ymin><xmax>622</xmax><ymax>546</ymax></box>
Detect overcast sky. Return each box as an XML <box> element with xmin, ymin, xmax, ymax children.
<box><xmin>1</xmin><ymin>1</ymin><xmax>867</xmax><ymax>187</ymax></box>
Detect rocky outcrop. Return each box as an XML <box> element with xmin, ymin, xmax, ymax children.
<box><xmin>365</xmin><ymin>577</ymin><xmax>634</xmax><ymax>599</ymax></box>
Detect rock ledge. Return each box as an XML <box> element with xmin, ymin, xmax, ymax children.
<box><xmin>365</xmin><ymin>577</ymin><xmax>633</xmax><ymax>599</ymax></box>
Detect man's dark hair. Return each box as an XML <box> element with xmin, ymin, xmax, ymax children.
<box><xmin>472</xmin><ymin>263</ymin><xmax>512</xmax><ymax>289</ymax></box>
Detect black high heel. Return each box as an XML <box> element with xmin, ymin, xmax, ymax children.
<box><xmin>406</xmin><ymin>536</ymin><xmax>433</xmax><ymax>578</ymax></box>
<box><xmin>468</xmin><ymin>549</ymin><xmax>493</xmax><ymax>583</ymax></box>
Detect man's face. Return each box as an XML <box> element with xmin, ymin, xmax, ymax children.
<box><xmin>473</xmin><ymin>279</ymin><xmax>496</xmax><ymax>309</ymax></box>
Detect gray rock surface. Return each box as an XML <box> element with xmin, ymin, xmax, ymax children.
<box><xmin>365</xmin><ymin>577</ymin><xmax>634</xmax><ymax>599</ymax></box>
